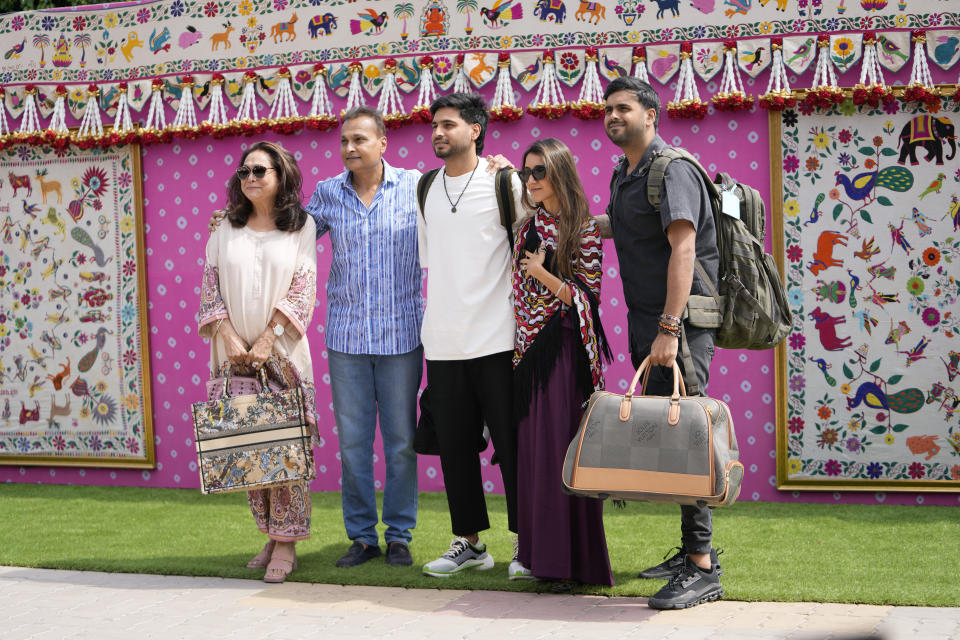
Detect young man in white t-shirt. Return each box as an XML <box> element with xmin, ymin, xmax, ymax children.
<box><xmin>417</xmin><ymin>93</ymin><xmax>531</xmax><ymax>579</ymax></box>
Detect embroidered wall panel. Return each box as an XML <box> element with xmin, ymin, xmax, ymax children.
<box><xmin>776</xmin><ymin>100</ymin><xmax>960</xmax><ymax>490</ymax></box>
<box><xmin>0</xmin><ymin>142</ymin><xmax>154</xmax><ymax>467</ymax></box>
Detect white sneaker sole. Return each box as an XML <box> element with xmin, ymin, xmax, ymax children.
<box><xmin>422</xmin><ymin>555</ymin><xmax>495</xmax><ymax>578</ymax></box>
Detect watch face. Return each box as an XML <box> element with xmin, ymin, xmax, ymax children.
<box><xmin>273</xmin><ymin>323</ymin><xmax>284</xmax><ymax>337</ymax></box>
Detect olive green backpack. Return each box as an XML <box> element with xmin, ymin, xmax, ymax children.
<box><xmin>645</xmin><ymin>148</ymin><xmax>792</xmax><ymax>352</ymax></box>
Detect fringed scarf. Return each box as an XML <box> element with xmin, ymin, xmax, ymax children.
<box><xmin>512</xmin><ymin>209</ymin><xmax>612</xmax><ymax>423</ymax></box>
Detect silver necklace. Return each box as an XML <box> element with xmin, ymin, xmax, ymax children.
<box><xmin>441</xmin><ymin>160</ymin><xmax>479</xmax><ymax>214</ymax></box>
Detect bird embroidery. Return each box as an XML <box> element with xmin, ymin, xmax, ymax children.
<box><xmin>785</xmin><ymin>37</ymin><xmax>814</xmax><ymax>67</ymax></box>
<box><xmin>834</xmin><ymin>166</ymin><xmax>914</xmax><ymax>203</ymax></box>
<box><xmin>854</xmin><ymin>309</ymin><xmax>879</xmax><ymax>336</ymax></box>
<box><xmin>809</xmin><ymin>357</ymin><xmax>836</xmax><ymax>387</ymax></box>
<box><xmin>4</xmin><ymin>38</ymin><xmax>25</xmax><ymax>59</ymax></box>
<box><xmin>877</xmin><ymin>35</ymin><xmax>909</xmax><ymax>67</ymax></box>
<box><xmin>804</xmin><ymin>192</ymin><xmax>826</xmax><ymax>227</ymax></box>
<box><xmin>516</xmin><ymin>57</ymin><xmax>541</xmax><ymax>85</ymax></box>
<box><xmin>349</xmin><ymin>9</ymin><xmax>389</xmax><ymax>35</ymax></box>
<box><xmin>601</xmin><ymin>53</ymin><xmax>628</xmax><ymax>79</ymax></box>
<box><xmin>898</xmin><ymin>336</ymin><xmax>931</xmax><ymax>367</ymax></box>
<box><xmin>919</xmin><ymin>172</ymin><xmax>946</xmax><ymax>200</ymax></box>
<box><xmin>853</xmin><ymin>236</ymin><xmax>880</xmax><ymax>261</ymax></box>
<box><xmin>740</xmin><ymin>47</ymin><xmax>764</xmax><ymax>72</ymax></box>
<box><xmin>22</xmin><ymin>199</ymin><xmax>40</xmax><ymax>219</ymax></box>
<box><xmin>480</xmin><ymin>0</ymin><xmax>523</xmax><ymax>29</ymax></box>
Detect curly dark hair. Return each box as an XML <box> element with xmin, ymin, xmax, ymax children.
<box><xmin>223</xmin><ymin>141</ymin><xmax>307</xmax><ymax>232</ymax></box>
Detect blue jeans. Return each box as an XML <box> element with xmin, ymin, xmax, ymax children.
<box><xmin>328</xmin><ymin>346</ymin><xmax>422</xmax><ymax>546</ymax></box>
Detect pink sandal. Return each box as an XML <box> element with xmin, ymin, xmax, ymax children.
<box><xmin>263</xmin><ymin>554</ymin><xmax>298</xmax><ymax>584</ymax></box>
<box><xmin>246</xmin><ymin>540</ymin><xmax>276</xmax><ymax>569</ymax></box>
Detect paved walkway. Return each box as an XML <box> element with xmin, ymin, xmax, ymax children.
<box><xmin>1</xmin><ymin>566</ymin><xmax>957</xmax><ymax>640</ymax></box>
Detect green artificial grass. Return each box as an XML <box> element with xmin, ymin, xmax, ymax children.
<box><xmin>0</xmin><ymin>484</ymin><xmax>957</xmax><ymax>606</ymax></box>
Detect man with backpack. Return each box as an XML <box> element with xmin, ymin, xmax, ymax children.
<box><xmin>416</xmin><ymin>93</ymin><xmax>531</xmax><ymax>580</ymax></box>
<box><xmin>598</xmin><ymin>76</ymin><xmax>725</xmax><ymax>609</ymax></box>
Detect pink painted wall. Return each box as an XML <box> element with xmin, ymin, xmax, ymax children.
<box><xmin>3</xmin><ymin>63</ymin><xmax>958</xmax><ymax>508</ymax></box>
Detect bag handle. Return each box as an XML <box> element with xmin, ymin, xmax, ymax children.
<box><xmin>619</xmin><ymin>356</ymin><xmax>686</xmax><ymax>425</ymax></box>
<box><xmin>215</xmin><ymin>363</ymin><xmax>271</xmax><ymax>398</ymax></box>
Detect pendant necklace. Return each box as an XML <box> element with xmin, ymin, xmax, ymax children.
<box><xmin>442</xmin><ymin>159</ymin><xmax>479</xmax><ymax>214</ymax></box>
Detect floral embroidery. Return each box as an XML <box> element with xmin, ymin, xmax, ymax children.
<box><xmin>275</xmin><ymin>264</ymin><xmax>316</xmax><ymax>337</ymax></box>
<box><xmin>198</xmin><ymin>263</ymin><xmax>227</xmax><ymax>331</ymax></box>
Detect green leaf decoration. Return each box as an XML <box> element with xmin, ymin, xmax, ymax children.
<box><xmin>858</xmin><ymin>146</ymin><xmax>875</xmax><ymax>155</ymax></box>
<box><xmin>860</xmin><ymin>210</ymin><xmax>873</xmax><ymax>223</ymax></box>
<box><xmin>881</xmin><ymin>148</ymin><xmax>898</xmax><ymax>156</ymax></box>
<box><xmin>869</xmin><ymin>359</ymin><xmax>881</xmax><ymax>372</ymax></box>
<box><xmin>888</xmin><ymin>374</ymin><xmax>903</xmax><ymax>385</ymax></box>
<box><xmin>870</xmin><ymin>426</ymin><xmax>887</xmax><ymax>434</ymax></box>
<box><xmin>877</xmin><ymin>196</ymin><xmax>893</xmax><ymax>206</ymax></box>
<box><xmin>833</xmin><ymin>203</ymin><xmax>844</xmax><ymax>221</ymax></box>
<box><xmin>842</xmin><ymin>363</ymin><xmax>854</xmax><ymax>379</ymax></box>
<box><xmin>892</xmin><ymin>424</ymin><xmax>910</xmax><ymax>432</ymax></box>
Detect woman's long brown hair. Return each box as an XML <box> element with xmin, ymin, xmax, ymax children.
<box><xmin>223</xmin><ymin>141</ymin><xmax>307</xmax><ymax>231</ymax></box>
<box><xmin>520</xmin><ymin>138</ymin><xmax>591</xmax><ymax>281</ymax></box>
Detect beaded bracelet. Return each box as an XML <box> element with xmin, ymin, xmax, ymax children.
<box><xmin>660</xmin><ymin>313</ymin><xmax>682</xmax><ymax>325</ymax></box>
<box><xmin>658</xmin><ymin>321</ymin><xmax>681</xmax><ymax>338</ymax></box>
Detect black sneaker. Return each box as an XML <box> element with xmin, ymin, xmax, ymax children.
<box><xmin>385</xmin><ymin>541</ymin><xmax>413</xmax><ymax>567</ymax></box>
<box><xmin>647</xmin><ymin>556</ymin><xmax>724</xmax><ymax>610</ymax></box>
<box><xmin>638</xmin><ymin>547</ymin><xmax>723</xmax><ymax>579</ymax></box>
<box><xmin>335</xmin><ymin>541</ymin><xmax>382</xmax><ymax>568</ymax></box>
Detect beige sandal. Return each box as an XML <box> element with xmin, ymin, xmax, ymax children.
<box><xmin>263</xmin><ymin>554</ymin><xmax>297</xmax><ymax>584</ymax></box>
<box><xmin>246</xmin><ymin>540</ymin><xmax>276</xmax><ymax>569</ymax></box>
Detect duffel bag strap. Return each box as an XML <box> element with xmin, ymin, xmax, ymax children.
<box><xmin>679</xmin><ymin>324</ymin><xmax>702</xmax><ymax>397</ymax></box>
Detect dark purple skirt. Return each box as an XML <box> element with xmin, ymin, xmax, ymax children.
<box><xmin>516</xmin><ymin>314</ymin><xmax>614</xmax><ymax>586</ymax></box>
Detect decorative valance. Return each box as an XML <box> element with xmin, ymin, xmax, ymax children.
<box><xmin>0</xmin><ymin>1</ymin><xmax>957</xmax><ymax>148</ymax></box>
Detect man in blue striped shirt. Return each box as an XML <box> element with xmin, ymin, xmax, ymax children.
<box><xmin>306</xmin><ymin>107</ymin><xmax>423</xmax><ymax>569</ymax></box>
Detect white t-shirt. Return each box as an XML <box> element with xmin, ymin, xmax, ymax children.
<box><xmin>418</xmin><ymin>157</ymin><xmax>528</xmax><ymax>360</ymax></box>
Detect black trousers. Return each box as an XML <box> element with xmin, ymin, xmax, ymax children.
<box><xmin>632</xmin><ymin>326</ymin><xmax>716</xmax><ymax>556</ymax></box>
<box><xmin>426</xmin><ymin>351</ymin><xmax>518</xmax><ymax>536</ymax></box>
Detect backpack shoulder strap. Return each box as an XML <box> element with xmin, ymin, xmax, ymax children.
<box><xmin>646</xmin><ymin>147</ymin><xmax>719</xmax><ymax>213</ymax></box>
<box><xmin>416</xmin><ymin>168</ymin><xmax>441</xmax><ymax>220</ymax></box>
<box><xmin>495</xmin><ymin>167</ymin><xmax>517</xmax><ymax>232</ymax></box>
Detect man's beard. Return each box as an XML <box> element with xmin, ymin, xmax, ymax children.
<box><xmin>433</xmin><ymin>137</ymin><xmax>472</xmax><ymax>159</ymax></box>
<box><xmin>605</xmin><ymin>122</ymin><xmax>635</xmax><ymax>146</ymax></box>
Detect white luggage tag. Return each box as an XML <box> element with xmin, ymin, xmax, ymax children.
<box><xmin>720</xmin><ymin>183</ymin><xmax>741</xmax><ymax>220</ymax></box>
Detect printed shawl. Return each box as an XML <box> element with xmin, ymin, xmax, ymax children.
<box><xmin>512</xmin><ymin>209</ymin><xmax>611</xmax><ymax>422</ymax></box>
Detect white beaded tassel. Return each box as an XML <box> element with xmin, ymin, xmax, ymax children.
<box><xmin>632</xmin><ymin>47</ymin><xmax>649</xmax><ymax>83</ymax></box>
<box><xmin>77</xmin><ymin>86</ymin><xmax>104</xmax><ymax>138</ymax></box>
<box><xmin>718</xmin><ymin>44</ymin><xmax>747</xmax><ymax>98</ymax></box>
<box><xmin>859</xmin><ymin>34</ymin><xmax>887</xmax><ymax>89</ymax></box>
<box><xmin>47</xmin><ymin>86</ymin><xmax>69</xmax><ymax>134</ymax></box>
<box><xmin>490</xmin><ymin>53</ymin><xmax>519</xmax><ymax>112</ymax></box>
<box><xmin>453</xmin><ymin>53</ymin><xmax>471</xmax><ymax>93</ymax></box>
<box><xmin>672</xmin><ymin>50</ymin><xmax>701</xmax><ymax>105</ymax></box>
<box><xmin>529</xmin><ymin>51</ymin><xmax>566</xmax><ymax>113</ymax></box>
<box><xmin>810</xmin><ymin>36</ymin><xmax>839</xmax><ymax>92</ymax></box>
<box><xmin>0</xmin><ymin>88</ymin><xmax>9</xmax><ymax>136</ymax></box>
<box><xmin>268</xmin><ymin>69</ymin><xmax>299</xmax><ymax>120</ymax></box>
<box><xmin>172</xmin><ymin>77</ymin><xmax>199</xmax><ymax>130</ymax></box>
<box><xmin>764</xmin><ymin>38</ymin><xmax>792</xmax><ymax>96</ymax></box>
<box><xmin>576</xmin><ymin>48</ymin><xmax>603</xmax><ymax>105</ymax></box>
<box><xmin>18</xmin><ymin>87</ymin><xmax>42</xmax><ymax>133</ymax></box>
<box><xmin>204</xmin><ymin>75</ymin><xmax>229</xmax><ymax>125</ymax></box>
<box><xmin>144</xmin><ymin>79</ymin><xmax>167</xmax><ymax>130</ymax></box>
<box><xmin>112</xmin><ymin>83</ymin><xmax>134</xmax><ymax>133</ymax></box>
<box><xmin>376</xmin><ymin>59</ymin><xmax>407</xmax><ymax>125</ymax></box>
<box><xmin>908</xmin><ymin>31</ymin><xmax>935</xmax><ymax>91</ymax></box>
<box><xmin>235</xmin><ymin>73</ymin><xmax>260</xmax><ymax>122</ymax></box>
<box><xmin>343</xmin><ymin>62</ymin><xmax>365</xmax><ymax>114</ymax></box>
<box><xmin>309</xmin><ymin>65</ymin><xmax>334</xmax><ymax>118</ymax></box>
<box><xmin>414</xmin><ymin>56</ymin><xmax>438</xmax><ymax>113</ymax></box>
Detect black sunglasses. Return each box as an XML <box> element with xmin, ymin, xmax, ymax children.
<box><xmin>236</xmin><ymin>165</ymin><xmax>276</xmax><ymax>180</ymax></box>
<box><xmin>518</xmin><ymin>165</ymin><xmax>547</xmax><ymax>183</ymax></box>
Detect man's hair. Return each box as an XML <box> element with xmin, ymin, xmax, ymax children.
<box><xmin>603</xmin><ymin>76</ymin><xmax>661</xmax><ymax>130</ymax></box>
<box><xmin>341</xmin><ymin>105</ymin><xmax>386</xmax><ymax>137</ymax></box>
<box><xmin>429</xmin><ymin>92</ymin><xmax>488</xmax><ymax>155</ymax></box>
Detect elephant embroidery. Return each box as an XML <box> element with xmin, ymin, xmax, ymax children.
<box><xmin>897</xmin><ymin>115</ymin><xmax>956</xmax><ymax>166</ymax></box>
<box><xmin>308</xmin><ymin>13</ymin><xmax>337</xmax><ymax>38</ymax></box>
<box><xmin>533</xmin><ymin>0</ymin><xmax>567</xmax><ymax>22</ymax></box>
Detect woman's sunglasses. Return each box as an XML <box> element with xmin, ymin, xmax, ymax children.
<box><xmin>236</xmin><ymin>165</ymin><xmax>276</xmax><ymax>180</ymax></box>
<box><xmin>518</xmin><ymin>165</ymin><xmax>547</xmax><ymax>183</ymax></box>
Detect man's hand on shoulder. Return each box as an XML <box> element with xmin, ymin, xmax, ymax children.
<box><xmin>208</xmin><ymin>210</ymin><xmax>226</xmax><ymax>233</ymax></box>
<box><xmin>485</xmin><ymin>154</ymin><xmax>515</xmax><ymax>173</ymax></box>
<box><xmin>594</xmin><ymin>214</ymin><xmax>613</xmax><ymax>239</ymax></box>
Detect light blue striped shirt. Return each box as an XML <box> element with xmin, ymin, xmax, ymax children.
<box><xmin>306</xmin><ymin>160</ymin><xmax>423</xmax><ymax>355</ymax></box>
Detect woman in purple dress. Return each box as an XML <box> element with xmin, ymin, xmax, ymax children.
<box><xmin>511</xmin><ymin>138</ymin><xmax>613</xmax><ymax>589</ymax></box>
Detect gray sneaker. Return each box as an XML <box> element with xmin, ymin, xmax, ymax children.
<box><xmin>638</xmin><ymin>547</ymin><xmax>723</xmax><ymax>579</ymax></box>
<box><xmin>422</xmin><ymin>537</ymin><xmax>494</xmax><ymax>578</ymax></box>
